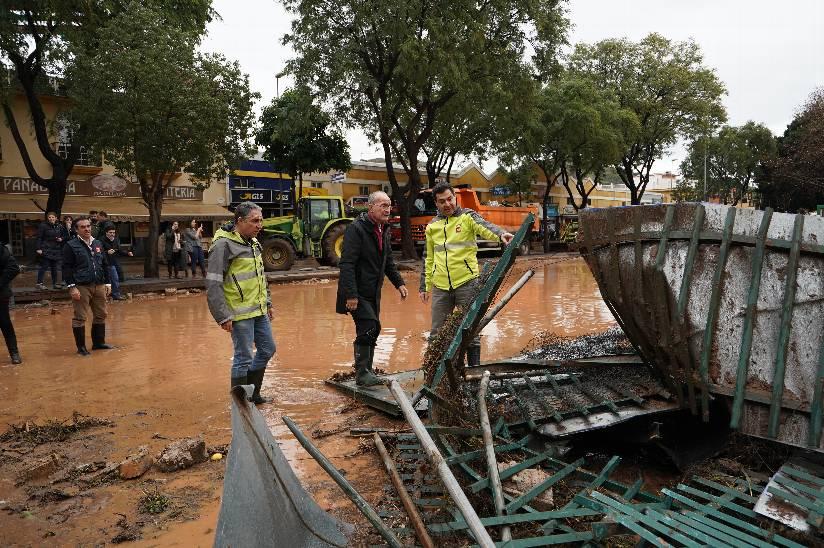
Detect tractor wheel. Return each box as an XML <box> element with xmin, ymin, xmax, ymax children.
<box><xmin>262</xmin><ymin>238</ymin><xmax>296</xmax><ymax>271</ymax></box>
<box><xmin>321</xmin><ymin>223</ymin><xmax>348</xmax><ymax>267</ymax></box>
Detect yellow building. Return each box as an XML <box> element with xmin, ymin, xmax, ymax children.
<box><xmin>0</xmin><ymin>81</ymin><xmax>231</xmax><ymax>257</ymax></box>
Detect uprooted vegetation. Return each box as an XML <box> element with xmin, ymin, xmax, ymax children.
<box><xmin>0</xmin><ymin>412</ymin><xmax>113</xmax><ymax>446</ymax></box>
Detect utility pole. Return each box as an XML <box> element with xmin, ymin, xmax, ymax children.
<box><xmin>703</xmin><ymin>137</ymin><xmax>708</xmax><ymax>201</ymax></box>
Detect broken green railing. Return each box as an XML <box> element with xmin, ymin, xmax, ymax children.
<box><xmin>422</xmin><ymin>214</ymin><xmax>534</xmax><ymax>398</ymax></box>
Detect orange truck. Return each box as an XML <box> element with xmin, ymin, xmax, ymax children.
<box><xmin>390</xmin><ymin>187</ymin><xmax>540</xmax><ymax>254</ymax></box>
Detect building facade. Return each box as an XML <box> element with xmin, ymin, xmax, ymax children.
<box><xmin>0</xmin><ymin>84</ymin><xmax>232</xmax><ymax>257</ymax></box>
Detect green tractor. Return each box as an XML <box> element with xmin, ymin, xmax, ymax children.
<box><xmin>259</xmin><ymin>195</ymin><xmax>352</xmax><ymax>271</ymax></box>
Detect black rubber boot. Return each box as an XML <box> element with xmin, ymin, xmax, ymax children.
<box><xmin>354</xmin><ymin>343</ymin><xmax>382</xmax><ymax>387</ymax></box>
<box><xmin>247</xmin><ymin>368</ymin><xmax>272</xmax><ymax>405</ymax></box>
<box><xmin>91</xmin><ymin>323</ymin><xmax>113</xmax><ymax>350</ymax></box>
<box><xmin>10</xmin><ymin>351</ymin><xmax>22</xmax><ymax>365</ymax></box>
<box><xmin>467</xmin><ymin>345</ymin><xmax>481</xmax><ymax>367</ymax></box>
<box><xmin>73</xmin><ymin>326</ymin><xmax>90</xmax><ymax>356</ymax></box>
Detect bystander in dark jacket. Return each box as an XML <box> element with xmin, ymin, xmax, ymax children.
<box><xmin>36</xmin><ymin>212</ymin><xmax>67</xmax><ymax>289</ymax></box>
<box><xmin>335</xmin><ymin>192</ymin><xmax>407</xmax><ymax>386</ymax></box>
<box><xmin>63</xmin><ymin>216</ymin><xmax>112</xmax><ymax>355</ymax></box>
<box><xmin>101</xmin><ymin>227</ymin><xmax>133</xmax><ymax>300</ymax></box>
<box><xmin>164</xmin><ymin>222</ymin><xmax>186</xmax><ymax>278</ymax></box>
<box><xmin>0</xmin><ymin>243</ymin><xmax>22</xmax><ymax>364</ymax></box>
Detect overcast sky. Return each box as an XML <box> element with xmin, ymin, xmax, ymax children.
<box><xmin>201</xmin><ymin>0</ymin><xmax>824</xmax><ymax>174</ymax></box>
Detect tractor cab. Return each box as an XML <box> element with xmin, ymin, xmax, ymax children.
<box><xmin>259</xmin><ymin>195</ymin><xmax>351</xmax><ymax>271</ymax></box>
<box><xmin>301</xmin><ymin>197</ymin><xmax>344</xmax><ymax>256</ymax></box>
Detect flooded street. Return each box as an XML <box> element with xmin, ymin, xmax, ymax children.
<box><xmin>0</xmin><ymin>256</ymin><xmax>615</xmax><ymax>546</ymax></box>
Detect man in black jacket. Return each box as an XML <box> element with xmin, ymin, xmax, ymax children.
<box><xmin>0</xmin><ymin>243</ymin><xmax>22</xmax><ymax>364</ymax></box>
<box><xmin>336</xmin><ymin>191</ymin><xmax>408</xmax><ymax>386</ymax></box>
<box><xmin>63</xmin><ymin>216</ymin><xmax>112</xmax><ymax>356</ymax></box>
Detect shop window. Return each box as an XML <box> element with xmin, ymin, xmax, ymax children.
<box><xmin>116</xmin><ymin>222</ymin><xmax>133</xmax><ymax>245</ymax></box>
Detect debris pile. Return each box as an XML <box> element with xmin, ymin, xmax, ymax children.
<box><xmin>520</xmin><ymin>326</ymin><xmax>634</xmax><ymax>361</ymax></box>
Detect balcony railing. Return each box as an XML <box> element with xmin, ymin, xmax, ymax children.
<box><xmin>54</xmin><ymin>142</ymin><xmax>102</xmax><ymax>167</ymax></box>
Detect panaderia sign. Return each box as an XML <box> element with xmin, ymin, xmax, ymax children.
<box><xmin>0</xmin><ymin>175</ymin><xmax>203</xmax><ymax>200</ymax></box>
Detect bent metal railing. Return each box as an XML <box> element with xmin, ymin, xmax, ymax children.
<box><xmin>577</xmin><ymin>203</ymin><xmax>824</xmax><ymax>451</ymax></box>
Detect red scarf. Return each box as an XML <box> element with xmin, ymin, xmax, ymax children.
<box><xmin>373</xmin><ymin>223</ymin><xmax>383</xmax><ymax>252</ymax></box>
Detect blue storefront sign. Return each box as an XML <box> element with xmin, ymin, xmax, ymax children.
<box><xmin>491</xmin><ymin>185</ymin><xmax>509</xmax><ymax>196</ymax></box>
<box><xmin>231</xmin><ymin>189</ymin><xmax>273</xmax><ymax>203</ymax></box>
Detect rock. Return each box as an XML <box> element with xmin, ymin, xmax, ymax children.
<box><xmin>210</xmin><ymin>453</ymin><xmax>223</xmax><ymax>461</ymax></box>
<box><xmin>155</xmin><ymin>437</ymin><xmax>207</xmax><ymax>472</ymax></box>
<box><xmin>176</xmin><ymin>289</ymin><xmax>189</xmax><ymax>295</ymax></box>
<box><xmin>17</xmin><ymin>453</ymin><xmax>64</xmax><ymax>484</ymax></box>
<box><xmin>78</xmin><ymin>462</ymin><xmax>118</xmax><ymax>485</ymax></box>
<box><xmin>189</xmin><ymin>288</ymin><xmax>201</xmax><ymax>294</ymax></box>
<box><xmin>164</xmin><ymin>288</ymin><xmax>177</xmax><ymax>296</ymax></box>
<box><xmin>118</xmin><ymin>446</ymin><xmax>153</xmax><ymax>480</ymax></box>
<box><xmin>499</xmin><ymin>462</ymin><xmax>554</xmax><ymax>510</ymax></box>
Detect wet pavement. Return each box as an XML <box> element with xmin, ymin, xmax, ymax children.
<box><xmin>0</xmin><ymin>256</ymin><xmax>615</xmax><ymax>545</ymax></box>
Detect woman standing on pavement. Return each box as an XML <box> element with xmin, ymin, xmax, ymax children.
<box><xmin>63</xmin><ymin>215</ymin><xmax>76</xmax><ymax>240</ymax></box>
<box><xmin>35</xmin><ymin>212</ymin><xmax>67</xmax><ymax>290</ymax></box>
<box><xmin>184</xmin><ymin>219</ymin><xmax>207</xmax><ymax>278</ymax></box>
<box><xmin>0</xmin><ymin>242</ymin><xmax>22</xmax><ymax>364</ymax></box>
<box><xmin>164</xmin><ymin>221</ymin><xmax>186</xmax><ymax>279</ymax></box>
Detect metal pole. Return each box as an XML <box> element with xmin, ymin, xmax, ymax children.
<box><xmin>703</xmin><ymin>137</ymin><xmax>708</xmax><ymax>201</ymax></box>
<box><xmin>478</xmin><ymin>371</ymin><xmax>511</xmax><ymax>541</ymax></box>
<box><xmin>282</xmin><ymin>416</ymin><xmax>403</xmax><ymax>548</ymax></box>
<box><xmin>477</xmin><ymin>270</ymin><xmax>535</xmax><ymax>332</ymax></box>
<box><xmin>388</xmin><ymin>381</ymin><xmax>495</xmax><ymax>548</ymax></box>
<box><xmin>372</xmin><ymin>433</ymin><xmax>435</xmax><ymax>548</ymax></box>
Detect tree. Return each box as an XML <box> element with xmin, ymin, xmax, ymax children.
<box><xmin>255</xmin><ymin>87</ymin><xmax>351</xmax><ymax>207</ymax></box>
<box><xmin>503</xmin><ymin>73</ymin><xmax>637</xmax><ymax>251</ymax></box>
<box><xmin>760</xmin><ymin>88</ymin><xmax>824</xmax><ymax>212</ymax></box>
<box><xmin>570</xmin><ymin>33</ymin><xmax>726</xmax><ymax>204</ymax></box>
<box><xmin>680</xmin><ymin>122</ymin><xmax>775</xmax><ymax>205</ymax></box>
<box><xmin>70</xmin><ymin>2</ymin><xmax>256</xmax><ymax>277</ymax></box>
<box><xmin>283</xmin><ymin>0</ymin><xmax>567</xmax><ymax>259</ymax></box>
<box><xmin>0</xmin><ymin>1</ymin><xmax>213</xmax><ymax>217</ymax></box>
<box><xmin>499</xmin><ymin>163</ymin><xmax>536</xmax><ymax>206</ymax></box>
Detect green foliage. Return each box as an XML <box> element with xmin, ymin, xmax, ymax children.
<box><xmin>570</xmin><ymin>33</ymin><xmax>727</xmax><ymax>204</ymax></box>
<box><xmin>672</xmin><ymin>178</ymin><xmax>703</xmax><ymax>203</ymax></box>
<box><xmin>759</xmin><ymin>89</ymin><xmax>824</xmax><ymax>212</ymax></box>
<box><xmin>504</xmin><ymin>72</ymin><xmax>638</xmax><ymax>210</ymax></box>
<box><xmin>255</xmin><ymin>87</ymin><xmax>351</xmax><ymax>188</ymax></box>
<box><xmin>70</xmin><ymin>1</ymin><xmax>256</xmax><ymax>276</ymax></box>
<box><xmin>680</xmin><ymin>122</ymin><xmax>775</xmax><ymax>205</ymax></box>
<box><xmin>0</xmin><ymin>0</ymin><xmax>214</xmax><ymax>215</ymax></box>
<box><xmin>283</xmin><ymin>0</ymin><xmax>568</xmax><ymax>257</ymax></box>
<box><xmin>499</xmin><ymin>163</ymin><xmax>537</xmax><ymax>205</ymax></box>
<box><xmin>71</xmin><ymin>2</ymin><xmax>256</xmax><ymax>186</ymax></box>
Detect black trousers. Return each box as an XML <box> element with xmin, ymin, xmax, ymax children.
<box><xmin>0</xmin><ymin>297</ymin><xmax>18</xmax><ymax>354</ymax></box>
<box><xmin>352</xmin><ymin>298</ymin><xmax>381</xmax><ymax>347</ymax></box>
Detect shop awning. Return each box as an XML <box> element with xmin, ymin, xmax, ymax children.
<box><xmin>0</xmin><ymin>195</ymin><xmax>50</xmax><ymax>220</ymax></box>
<box><xmin>0</xmin><ymin>195</ymin><xmax>231</xmax><ymax>222</ymax></box>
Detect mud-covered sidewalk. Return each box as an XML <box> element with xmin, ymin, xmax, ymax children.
<box><xmin>1</xmin><ymin>254</ymin><xmax>599</xmax><ymax>545</ymax></box>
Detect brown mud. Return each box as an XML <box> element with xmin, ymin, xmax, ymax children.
<box><xmin>1</xmin><ymin>256</ymin><xmax>615</xmax><ymax>546</ymax></box>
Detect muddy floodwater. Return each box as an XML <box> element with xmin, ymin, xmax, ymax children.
<box><xmin>0</xmin><ymin>256</ymin><xmax>615</xmax><ymax>546</ymax></box>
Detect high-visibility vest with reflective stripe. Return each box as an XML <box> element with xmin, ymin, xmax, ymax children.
<box><xmin>212</xmin><ymin>229</ymin><xmax>268</xmax><ymax>321</ymax></box>
<box><xmin>423</xmin><ymin>208</ymin><xmax>502</xmax><ymax>292</ymax></box>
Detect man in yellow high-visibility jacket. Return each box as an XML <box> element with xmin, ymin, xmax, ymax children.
<box><xmin>207</xmin><ymin>202</ymin><xmax>275</xmax><ymax>405</ymax></box>
<box><xmin>418</xmin><ymin>183</ymin><xmax>513</xmax><ymax>366</ymax></box>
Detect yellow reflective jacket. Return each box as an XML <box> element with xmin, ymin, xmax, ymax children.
<box><xmin>421</xmin><ymin>207</ymin><xmax>504</xmax><ymax>292</ymax></box>
<box><xmin>206</xmin><ymin>226</ymin><xmax>271</xmax><ymax>323</ymax></box>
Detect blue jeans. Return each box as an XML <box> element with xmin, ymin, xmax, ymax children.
<box><xmin>190</xmin><ymin>246</ymin><xmax>206</xmax><ymax>275</ymax></box>
<box><xmin>230</xmin><ymin>314</ymin><xmax>276</xmax><ymax>378</ymax></box>
<box><xmin>108</xmin><ymin>265</ymin><xmax>121</xmax><ymax>298</ymax></box>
